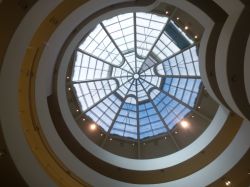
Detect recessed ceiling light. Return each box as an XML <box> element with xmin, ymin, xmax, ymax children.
<box><xmin>180</xmin><ymin>120</ymin><xmax>189</xmax><ymax>128</ymax></box>
<box><xmin>195</xmin><ymin>35</ymin><xmax>198</xmax><ymax>39</ymax></box>
<box><xmin>164</xmin><ymin>136</ymin><xmax>167</xmax><ymax>140</ymax></box>
<box><xmin>76</xmin><ymin>109</ymin><xmax>79</xmax><ymax>112</ymax></box>
<box><xmin>90</xmin><ymin>123</ymin><xmax>97</xmax><ymax>131</ymax></box>
<box><xmin>67</xmin><ymin>76</ymin><xmax>70</xmax><ymax>79</ymax></box>
<box><xmin>100</xmin><ymin>133</ymin><xmax>103</xmax><ymax>136</ymax></box>
<box><xmin>165</xmin><ymin>11</ymin><xmax>169</xmax><ymax>15</ymax></box>
<box><xmin>68</xmin><ymin>88</ymin><xmax>71</xmax><ymax>91</ymax></box>
<box><xmin>109</xmin><ymin>138</ymin><xmax>112</xmax><ymax>141</ymax></box>
<box><xmin>191</xmin><ymin>115</ymin><xmax>195</xmax><ymax>118</ymax></box>
<box><xmin>198</xmin><ymin>106</ymin><xmax>201</xmax><ymax>109</ymax></box>
<box><xmin>184</xmin><ymin>26</ymin><xmax>189</xmax><ymax>30</ymax></box>
<box><xmin>225</xmin><ymin>180</ymin><xmax>231</xmax><ymax>186</ymax></box>
<box><xmin>176</xmin><ymin>17</ymin><xmax>180</xmax><ymax>20</ymax></box>
<box><xmin>82</xmin><ymin>118</ymin><xmax>85</xmax><ymax>121</ymax></box>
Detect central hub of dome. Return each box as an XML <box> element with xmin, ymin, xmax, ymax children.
<box><xmin>133</xmin><ymin>73</ymin><xmax>140</xmax><ymax>80</ymax></box>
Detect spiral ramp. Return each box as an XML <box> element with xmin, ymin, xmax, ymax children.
<box><xmin>0</xmin><ymin>0</ymin><xmax>250</xmax><ymax>186</ymax></box>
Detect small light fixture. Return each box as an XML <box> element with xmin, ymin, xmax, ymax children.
<box><xmin>184</xmin><ymin>26</ymin><xmax>189</xmax><ymax>30</ymax></box>
<box><xmin>76</xmin><ymin>109</ymin><xmax>79</xmax><ymax>112</ymax></box>
<box><xmin>100</xmin><ymin>133</ymin><xmax>103</xmax><ymax>136</ymax></box>
<box><xmin>176</xmin><ymin>17</ymin><xmax>180</xmax><ymax>20</ymax></box>
<box><xmin>180</xmin><ymin>120</ymin><xmax>189</xmax><ymax>128</ymax></box>
<box><xmin>174</xmin><ymin>131</ymin><xmax>178</xmax><ymax>134</ymax></box>
<box><xmin>82</xmin><ymin>118</ymin><xmax>85</xmax><ymax>121</ymax></box>
<box><xmin>109</xmin><ymin>138</ymin><xmax>112</xmax><ymax>141</ymax></box>
<box><xmin>225</xmin><ymin>180</ymin><xmax>231</xmax><ymax>186</ymax></box>
<box><xmin>191</xmin><ymin>115</ymin><xmax>195</xmax><ymax>118</ymax></box>
<box><xmin>198</xmin><ymin>106</ymin><xmax>201</xmax><ymax>109</ymax></box>
<box><xmin>195</xmin><ymin>35</ymin><xmax>198</xmax><ymax>39</ymax></box>
<box><xmin>165</xmin><ymin>11</ymin><xmax>169</xmax><ymax>15</ymax></box>
<box><xmin>90</xmin><ymin>123</ymin><xmax>97</xmax><ymax>131</ymax></box>
<box><xmin>67</xmin><ymin>76</ymin><xmax>70</xmax><ymax>79</ymax></box>
<box><xmin>68</xmin><ymin>88</ymin><xmax>71</xmax><ymax>91</ymax></box>
<box><xmin>164</xmin><ymin>136</ymin><xmax>167</xmax><ymax>140</ymax></box>
<box><xmin>132</xmin><ymin>143</ymin><xmax>135</xmax><ymax>146</ymax></box>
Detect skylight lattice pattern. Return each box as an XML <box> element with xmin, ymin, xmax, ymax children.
<box><xmin>71</xmin><ymin>12</ymin><xmax>201</xmax><ymax>140</ymax></box>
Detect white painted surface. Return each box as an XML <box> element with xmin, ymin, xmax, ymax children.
<box><xmin>214</xmin><ymin>0</ymin><xmax>245</xmax><ymax>118</ymax></box>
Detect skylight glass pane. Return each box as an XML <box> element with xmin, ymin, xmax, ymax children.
<box><xmin>103</xmin><ymin>13</ymin><xmax>135</xmax><ymax>53</ymax></box>
<box><xmin>150</xmin><ymin>89</ymin><xmax>191</xmax><ymax>130</ymax></box>
<box><xmin>153</xmin><ymin>32</ymin><xmax>180</xmax><ymax>61</ymax></box>
<box><xmin>86</xmin><ymin>94</ymin><xmax>122</xmax><ymax>130</ymax></box>
<box><xmin>79</xmin><ymin>24</ymin><xmax>123</xmax><ymax>66</ymax></box>
<box><xmin>157</xmin><ymin>45</ymin><xmax>200</xmax><ymax>77</ymax></box>
<box><xmin>161</xmin><ymin>77</ymin><xmax>201</xmax><ymax>107</ymax></box>
<box><xmin>110</xmin><ymin>97</ymin><xmax>137</xmax><ymax>138</ymax></box>
<box><xmin>136</xmin><ymin>12</ymin><xmax>168</xmax><ymax>58</ymax></box>
<box><xmin>124</xmin><ymin>52</ymin><xmax>136</xmax><ymax>71</ymax></box>
<box><xmin>72</xmin><ymin>52</ymin><xmax>112</xmax><ymax>82</ymax></box>
<box><xmin>73</xmin><ymin>79</ymin><xmax>117</xmax><ymax>112</ymax></box>
<box><xmin>139</xmin><ymin>56</ymin><xmax>157</xmax><ymax>73</ymax></box>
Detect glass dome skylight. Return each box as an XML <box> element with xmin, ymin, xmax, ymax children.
<box><xmin>72</xmin><ymin>12</ymin><xmax>201</xmax><ymax>140</ymax></box>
